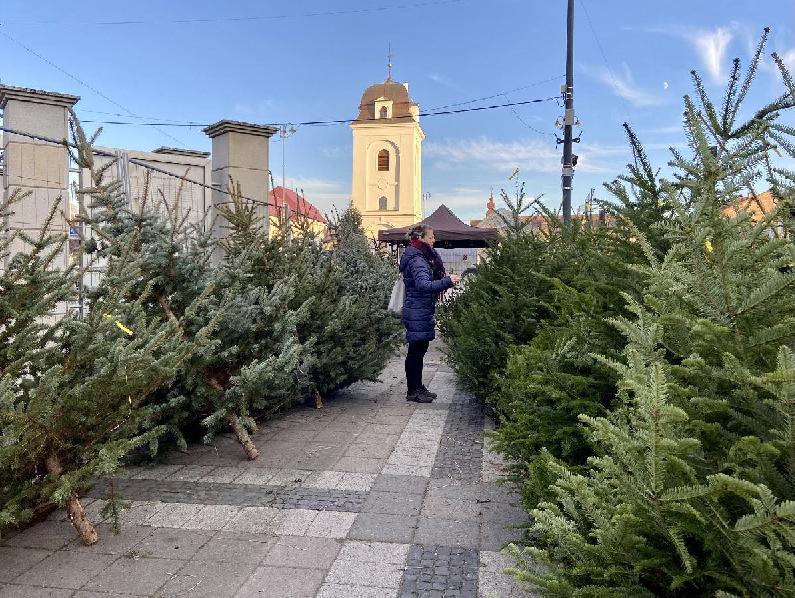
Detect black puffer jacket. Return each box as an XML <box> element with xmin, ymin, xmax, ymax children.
<box><xmin>399</xmin><ymin>246</ymin><xmax>453</xmax><ymax>342</ymax></box>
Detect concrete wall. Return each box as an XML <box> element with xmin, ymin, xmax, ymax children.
<box><xmin>91</xmin><ymin>147</ymin><xmax>212</xmax><ymax>233</ymax></box>
<box><xmin>1</xmin><ymin>85</ymin><xmax>78</xmax><ymax>269</ymax></box>
<box><xmin>1</xmin><ymin>84</ymin><xmax>276</xmax><ymax>295</ymax></box>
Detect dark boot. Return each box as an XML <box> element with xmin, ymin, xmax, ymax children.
<box><xmin>407</xmin><ymin>390</ymin><xmax>433</xmax><ymax>403</ymax></box>
<box><xmin>419</xmin><ymin>385</ymin><xmax>437</xmax><ymax>400</ymax></box>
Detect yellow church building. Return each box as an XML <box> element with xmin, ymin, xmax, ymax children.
<box><xmin>350</xmin><ymin>75</ymin><xmax>425</xmax><ymax>240</ymax></box>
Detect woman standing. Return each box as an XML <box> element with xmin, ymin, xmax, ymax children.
<box><xmin>399</xmin><ymin>225</ymin><xmax>460</xmax><ymax>402</ymax></box>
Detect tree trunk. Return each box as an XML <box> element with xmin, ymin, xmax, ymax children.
<box><xmin>45</xmin><ymin>454</ymin><xmax>98</xmax><ymax>546</ymax></box>
<box><xmin>314</xmin><ymin>389</ymin><xmax>324</xmax><ymax>409</ymax></box>
<box><xmin>158</xmin><ymin>295</ymin><xmax>178</xmax><ymax>323</ymax></box>
<box><xmin>207</xmin><ymin>376</ymin><xmax>259</xmax><ymax>460</ymax></box>
<box><xmin>228</xmin><ymin>414</ymin><xmax>259</xmax><ymax>460</ymax></box>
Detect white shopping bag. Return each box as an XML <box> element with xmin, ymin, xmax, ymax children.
<box><xmin>388</xmin><ymin>277</ymin><xmax>405</xmax><ymax>316</ymax></box>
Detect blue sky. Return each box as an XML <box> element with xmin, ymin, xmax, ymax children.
<box><xmin>1</xmin><ymin>0</ymin><xmax>794</xmax><ymax>221</ymax></box>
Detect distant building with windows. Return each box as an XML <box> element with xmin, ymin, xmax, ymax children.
<box><xmin>350</xmin><ymin>75</ymin><xmax>424</xmax><ymax>239</ymax></box>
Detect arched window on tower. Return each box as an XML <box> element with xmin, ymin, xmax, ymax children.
<box><xmin>378</xmin><ymin>196</ymin><xmax>388</xmax><ymax>210</ymax></box>
<box><xmin>380</xmin><ymin>106</ymin><xmax>388</xmax><ymax>119</ymax></box>
<box><xmin>377</xmin><ymin>149</ymin><xmax>389</xmax><ymax>171</ymax></box>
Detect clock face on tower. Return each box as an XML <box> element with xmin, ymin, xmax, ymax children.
<box><xmin>376</xmin><ymin>177</ymin><xmax>388</xmax><ymax>191</ymax></box>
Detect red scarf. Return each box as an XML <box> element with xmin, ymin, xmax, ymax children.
<box><xmin>409</xmin><ymin>240</ymin><xmax>447</xmax><ymax>280</ymax></box>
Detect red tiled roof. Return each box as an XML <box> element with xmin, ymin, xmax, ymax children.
<box><xmin>269</xmin><ymin>187</ymin><xmax>327</xmax><ymax>223</ymax></box>
<box><xmin>723</xmin><ymin>190</ymin><xmax>777</xmax><ymax>221</ymax></box>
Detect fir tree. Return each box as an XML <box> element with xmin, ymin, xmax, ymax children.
<box><xmin>0</xmin><ymin>135</ymin><xmax>194</xmax><ymax>544</ymax></box>
<box><xmin>510</xmin><ymin>30</ymin><xmax>795</xmax><ymax>596</ymax></box>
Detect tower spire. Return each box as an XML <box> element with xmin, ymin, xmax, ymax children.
<box><xmin>386</xmin><ymin>43</ymin><xmax>394</xmax><ymax>81</ymax></box>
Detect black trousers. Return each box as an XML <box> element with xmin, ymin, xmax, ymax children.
<box><xmin>405</xmin><ymin>340</ymin><xmax>430</xmax><ymax>393</ymax></box>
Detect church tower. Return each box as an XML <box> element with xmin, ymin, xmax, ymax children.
<box><xmin>350</xmin><ymin>72</ymin><xmax>424</xmax><ymax>239</ymax></box>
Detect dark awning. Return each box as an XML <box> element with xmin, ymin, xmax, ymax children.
<box><xmin>377</xmin><ymin>204</ymin><xmax>499</xmax><ymax>247</ymax></box>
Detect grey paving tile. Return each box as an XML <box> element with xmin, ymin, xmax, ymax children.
<box><xmin>15</xmin><ymin>550</ymin><xmax>116</xmax><ymax>590</ymax></box>
<box><xmin>421</xmin><ymin>496</ymin><xmax>483</xmax><ymax>521</ymax></box>
<box><xmin>414</xmin><ymin>518</ymin><xmax>481</xmax><ymax>549</ymax></box>
<box><xmin>478</xmin><ymin>550</ymin><xmax>533</xmax><ymax>597</ymax></box>
<box><xmin>271</xmin><ymin>487</ymin><xmax>367</xmax><ymax>512</ymax></box>
<box><xmin>155</xmin><ymin>558</ymin><xmax>257</xmax><ymax>597</ymax></box>
<box><xmin>347</xmin><ymin>512</ymin><xmax>417</xmax><ymax>543</ymax></box>
<box><xmin>164</xmin><ymin>464</ymin><xmax>215</xmax><ymax>482</ymax></box>
<box><xmin>236</xmin><ymin>565</ymin><xmax>326</xmax><ymax>597</ymax></box>
<box><xmin>64</xmin><ymin>523</ymin><xmax>150</xmax><ymax>555</ymax></box>
<box><xmin>222</xmin><ymin>507</ymin><xmax>279</xmax><ymax>535</ymax></box>
<box><xmin>0</xmin><ymin>547</ymin><xmax>51</xmax><ymax>583</ymax></box>
<box><xmin>272</xmin><ymin>509</ymin><xmax>318</xmax><ymax>536</ymax></box>
<box><xmin>325</xmin><ymin>557</ymin><xmax>406</xmax><ymax>588</ymax></box>
<box><xmin>117</xmin><ymin>500</ymin><xmax>167</xmax><ymax>526</ymax></box>
<box><xmin>130</xmin><ymin>464</ymin><xmax>185</xmax><ymax>480</ymax></box>
<box><xmin>133</xmin><ymin>528</ymin><xmax>213</xmax><ymax>560</ymax></box>
<box><xmin>332</xmin><ymin>456</ymin><xmax>386</xmax><ymax>473</ymax></box>
<box><xmin>192</xmin><ymin>532</ymin><xmax>275</xmax><ymax>564</ymax></box>
<box><xmin>197</xmin><ymin>466</ymin><xmax>244</xmax><ymax>483</ymax></box>
<box><xmin>305</xmin><ymin>511</ymin><xmax>357</xmax><ymax>539</ymax></box>
<box><xmin>336</xmin><ymin>540</ymin><xmax>411</xmax><ymax>564</ymax></box>
<box><xmin>81</xmin><ymin>555</ymin><xmax>183</xmax><ymax>595</ymax></box>
<box><xmin>371</xmin><ymin>474</ymin><xmax>429</xmax><ymax>495</ymax></box>
<box><xmin>146</xmin><ymin>503</ymin><xmax>204</xmax><ymax>528</ymax></box>
<box><xmin>343</xmin><ymin>442</ymin><xmax>394</xmax><ymax>459</ymax></box>
<box><xmin>269</xmin><ymin>429</ymin><xmax>318</xmax><ymax>443</ymax></box>
<box><xmin>73</xmin><ymin>592</ymin><xmax>149</xmax><ymax>598</ymax></box>
<box><xmin>400</xmin><ymin>544</ymin><xmax>479</xmax><ymax>597</ymax></box>
<box><xmin>363</xmin><ymin>491</ymin><xmax>423</xmax><ymax>516</ymax></box>
<box><xmin>262</xmin><ymin>536</ymin><xmax>341</xmax><ymax>569</ymax></box>
<box><xmin>0</xmin><ymin>586</ymin><xmax>72</xmax><ymax>598</ymax></box>
<box><xmin>316</xmin><ymin>584</ymin><xmax>393</xmax><ymax>598</ymax></box>
<box><xmin>181</xmin><ymin>505</ymin><xmax>241</xmax><ymax>531</ymax></box>
<box><xmin>1</xmin><ymin>521</ymin><xmax>75</xmax><ymax>551</ymax></box>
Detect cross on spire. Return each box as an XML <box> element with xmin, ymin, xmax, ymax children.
<box><xmin>387</xmin><ymin>43</ymin><xmax>394</xmax><ymax>81</ymax></box>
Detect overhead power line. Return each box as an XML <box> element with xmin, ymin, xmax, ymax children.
<box><xmin>426</xmin><ymin>74</ymin><xmax>564</xmax><ymax>111</ymax></box>
<box><xmin>0</xmin><ymin>125</ymin><xmax>280</xmax><ymax>210</ymax></box>
<box><xmin>577</xmin><ymin>0</ymin><xmax>630</xmax><ymax>114</ymax></box>
<box><xmin>0</xmin><ymin>0</ymin><xmax>463</xmax><ymax>27</ymax></box>
<box><xmin>75</xmin><ymin>96</ymin><xmax>560</xmax><ymax>129</ymax></box>
<box><xmin>0</xmin><ymin>24</ymin><xmax>188</xmax><ymax>146</ymax></box>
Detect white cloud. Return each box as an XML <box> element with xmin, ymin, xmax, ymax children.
<box><xmin>582</xmin><ymin>62</ymin><xmax>665</xmax><ymax>107</ymax></box>
<box><xmin>778</xmin><ymin>47</ymin><xmax>795</xmax><ymax>73</ymax></box>
<box><xmin>425</xmin><ymin>136</ymin><xmax>627</xmax><ymax>176</ymax></box>
<box><xmin>690</xmin><ymin>26</ymin><xmax>734</xmax><ymax>82</ymax></box>
<box><xmin>627</xmin><ymin>24</ymin><xmax>737</xmax><ymax>83</ymax></box>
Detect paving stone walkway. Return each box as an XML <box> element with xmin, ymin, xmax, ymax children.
<box><xmin>0</xmin><ymin>343</ymin><xmax>530</xmax><ymax>597</ymax></box>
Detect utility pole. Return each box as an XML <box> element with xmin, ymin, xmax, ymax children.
<box><xmin>561</xmin><ymin>0</ymin><xmax>575</xmax><ymax>223</ymax></box>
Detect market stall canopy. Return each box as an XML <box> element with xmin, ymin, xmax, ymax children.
<box><xmin>377</xmin><ymin>204</ymin><xmax>499</xmax><ymax>248</ymax></box>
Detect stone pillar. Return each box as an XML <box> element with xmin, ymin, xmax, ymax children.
<box><xmin>1</xmin><ymin>85</ymin><xmax>79</xmax><ymax>268</ymax></box>
<box><xmin>203</xmin><ymin>120</ymin><xmax>277</xmax><ymax>256</ymax></box>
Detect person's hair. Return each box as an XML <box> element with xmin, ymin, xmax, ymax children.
<box><xmin>407</xmin><ymin>224</ymin><xmax>432</xmax><ymax>242</ymax></box>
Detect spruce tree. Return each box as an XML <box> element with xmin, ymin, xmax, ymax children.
<box><xmin>511</xmin><ymin>31</ymin><xmax>795</xmax><ymax>596</ymax></box>
<box><xmin>0</xmin><ymin>137</ymin><xmax>194</xmax><ymax>544</ymax></box>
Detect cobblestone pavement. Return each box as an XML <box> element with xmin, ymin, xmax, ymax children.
<box><xmin>0</xmin><ymin>343</ymin><xmax>532</xmax><ymax>597</ymax></box>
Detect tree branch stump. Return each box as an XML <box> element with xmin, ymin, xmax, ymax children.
<box><xmin>45</xmin><ymin>454</ymin><xmax>98</xmax><ymax>545</ymax></box>
<box><xmin>228</xmin><ymin>414</ymin><xmax>259</xmax><ymax>460</ymax></box>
